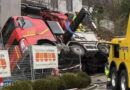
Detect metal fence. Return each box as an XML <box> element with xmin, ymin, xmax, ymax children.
<box><xmin>1</xmin><ymin>45</ymin><xmax>81</xmax><ymax>85</ymax></box>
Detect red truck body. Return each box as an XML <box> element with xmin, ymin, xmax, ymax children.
<box><xmin>2</xmin><ymin>16</ymin><xmax>56</xmax><ymax>71</ymax></box>
<box><xmin>42</xmin><ymin>12</ymin><xmax>70</xmax><ymax>30</ymax></box>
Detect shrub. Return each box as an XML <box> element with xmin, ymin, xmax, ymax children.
<box><xmin>60</xmin><ymin>73</ymin><xmax>79</xmax><ymax>89</ymax></box>
<box><xmin>44</xmin><ymin>79</ymin><xmax>57</xmax><ymax>90</ymax></box>
<box><xmin>33</xmin><ymin>79</ymin><xmax>47</xmax><ymax>90</ymax></box>
<box><xmin>13</xmin><ymin>80</ymin><xmax>33</xmax><ymax>90</ymax></box>
<box><xmin>2</xmin><ymin>86</ymin><xmax>14</xmax><ymax>90</ymax></box>
<box><xmin>2</xmin><ymin>72</ymin><xmax>91</xmax><ymax>90</ymax></box>
<box><xmin>76</xmin><ymin>76</ymin><xmax>89</xmax><ymax>88</ymax></box>
<box><xmin>46</xmin><ymin>76</ymin><xmax>66</xmax><ymax>90</ymax></box>
<box><xmin>2</xmin><ymin>80</ymin><xmax>33</xmax><ymax>90</ymax></box>
<box><xmin>33</xmin><ymin>77</ymin><xmax>62</xmax><ymax>90</ymax></box>
<box><xmin>77</xmin><ymin>72</ymin><xmax>91</xmax><ymax>84</ymax></box>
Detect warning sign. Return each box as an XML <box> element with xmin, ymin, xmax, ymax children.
<box><xmin>0</xmin><ymin>50</ymin><xmax>11</xmax><ymax>77</ymax></box>
<box><xmin>32</xmin><ymin>45</ymin><xmax>58</xmax><ymax>69</ymax></box>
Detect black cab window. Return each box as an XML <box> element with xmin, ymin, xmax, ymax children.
<box><xmin>113</xmin><ymin>44</ymin><xmax>119</xmax><ymax>58</ymax></box>
<box><xmin>1</xmin><ymin>17</ymin><xmax>16</xmax><ymax>45</ymax></box>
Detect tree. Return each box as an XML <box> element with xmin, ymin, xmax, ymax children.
<box><xmin>120</xmin><ymin>0</ymin><xmax>130</xmax><ymax>17</ymax></box>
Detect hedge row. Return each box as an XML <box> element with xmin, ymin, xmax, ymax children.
<box><xmin>2</xmin><ymin>72</ymin><xmax>91</xmax><ymax>90</ymax></box>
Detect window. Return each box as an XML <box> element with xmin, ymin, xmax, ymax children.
<box><xmin>1</xmin><ymin>17</ymin><xmax>16</xmax><ymax>45</ymax></box>
<box><xmin>113</xmin><ymin>45</ymin><xmax>119</xmax><ymax>58</ymax></box>
<box><xmin>17</xmin><ymin>19</ymin><xmax>33</xmax><ymax>28</ymax></box>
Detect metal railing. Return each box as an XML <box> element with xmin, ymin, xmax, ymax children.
<box><xmin>2</xmin><ymin>45</ymin><xmax>81</xmax><ymax>82</ymax></box>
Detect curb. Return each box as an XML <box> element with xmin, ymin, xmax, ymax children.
<box><xmin>85</xmin><ymin>84</ymin><xmax>97</xmax><ymax>90</ymax></box>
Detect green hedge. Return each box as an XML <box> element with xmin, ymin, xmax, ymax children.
<box><xmin>2</xmin><ymin>72</ymin><xmax>91</xmax><ymax>90</ymax></box>
<box><xmin>60</xmin><ymin>73</ymin><xmax>79</xmax><ymax>89</ymax></box>
<box><xmin>77</xmin><ymin>72</ymin><xmax>91</xmax><ymax>84</ymax></box>
<box><xmin>2</xmin><ymin>80</ymin><xmax>33</xmax><ymax>90</ymax></box>
<box><xmin>46</xmin><ymin>76</ymin><xmax>66</xmax><ymax>89</ymax></box>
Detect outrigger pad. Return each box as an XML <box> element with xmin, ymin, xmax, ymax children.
<box><xmin>46</xmin><ymin>21</ymin><xmax>64</xmax><ymax>35</ymax></box>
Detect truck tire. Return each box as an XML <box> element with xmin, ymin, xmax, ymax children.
<box><xmin>97</xmin><ymin>43</ymin><xmax>109</xmax><ymax>55</ymax></box>
<box><xmin>119</xmin><ymin>70</ymin><xmax>128</xmax><ymax>90</ymax></box>
<box><xmin>69</xmin><ymin>43</ymin><xmax>85</xmax><ymax>56</ymax></box>
<box><xmin>110</xmin><ymin>67</ymin><xmax>118</xmax><ymax>90</ymax></box>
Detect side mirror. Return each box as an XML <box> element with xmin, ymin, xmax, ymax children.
<box><xmin>17</xmin><ymin>17</ymin><xmax>25</xmax><ymax>28</ymax></box>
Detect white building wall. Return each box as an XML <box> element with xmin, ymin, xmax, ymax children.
<box><xmin>72</xmin><ymin>0</ymin><xmax>82</xmax><ymax>13</ymax></box>
<box><xmin>58</xmin><ymin>0</ymin><xmax>67</xmax><ymax>13</ymax></box>
<box><xmin>57</xmin><ymin>0</ymin><xmax>82</xmax><ymax>13</ymax></box>
<box><xmin>0</xmin><ymin>0</ymin><xmax>21</xmax><ymax>28</ymax></box>
<box><xmin>22</xmin><ymin>0</ymin><xmax>82</xmax><ymax>13</ymax></box>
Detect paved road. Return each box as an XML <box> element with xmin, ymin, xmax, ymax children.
<box><xmin>90</xmin><ymin>73</ymin><xmax>108</xmax><ymax>90</ymax></box>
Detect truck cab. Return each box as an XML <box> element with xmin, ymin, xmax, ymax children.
<box><xmin>0</xmin><ymin>16</ymin><xmax>56</xmax><ymax>72</ymax></box>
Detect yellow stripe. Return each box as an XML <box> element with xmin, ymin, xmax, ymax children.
<box><xmin>15</xmin><ymin>46</ymin><xmax>20</xmax><ymax>59</ymax></box>
<box><xmin>23</xmin><ymin>28</ymin><xmax>49</xmax><ymax>37</ymax></box>
<box><xmin>24</xmin><ymin>34</ymin><xmax>36</xmax><ymax>37</ymax></box>
<box><xmin>39</xmin><ymin>28</ymin><xmax>49</xmax><ymax>35</ymax></box>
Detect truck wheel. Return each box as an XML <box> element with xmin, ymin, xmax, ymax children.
<box><xmin>110</xmin><ymin>67</ymin><xmax>118</xmax><ymax>90</ymax></box>
<box><xmin>119</xmin><ymin>70</ymin><xmax>128</xmax><ymax>90</ymax></box>
<box><xmin>97</xmin><ymin>44</ymin><xmax>109</xmax><ymax>55</ymax></box>
<box><xmin>69</xmin><ymin>43</ymin><xmax>85</xmax><ymax>56</ymax></box>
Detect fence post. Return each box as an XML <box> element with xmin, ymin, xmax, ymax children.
<box><xmin>29</xmin><ymin>46</ymin><xmax>35</xmax><ymax>80</ymax></box>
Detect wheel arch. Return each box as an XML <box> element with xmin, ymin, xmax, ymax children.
<box><xmin>67</xmin><ymin>41</ymin><xmax>82</xmax><ymax>46</ymax></box>
<box><xmin>118</xmin><ymin>62</ymin><xmax>128</xmax><ymax>73</ymax></box>
<box><xmin>67</xmin><ymin>41</ymin><xmax>86</xmax><ymax>52</ymax></box>
<box><xmin>37</xmin><ymin>39</ymin><xmax>56</xmax><ymax>45</ymax></box>
<box><xmin>110</xmin><ymin>61</ymin><xmax>117</xmax><ymax>71</ymax></box>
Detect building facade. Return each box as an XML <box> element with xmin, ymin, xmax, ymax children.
<box><xmin>0</xmin><ymin>0</ymin><xmax>21</xmax><ymax>28</ymax></box>
<box><xmin>22</xmin><ymin>0</ymin><xmax>82</xmax><ymax>13</ymax></box>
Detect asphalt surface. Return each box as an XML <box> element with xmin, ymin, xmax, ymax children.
<box><xmin>90</xmin><ymin>73</ymin><xmax>108</xmax><ymax>90</ymax></box>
